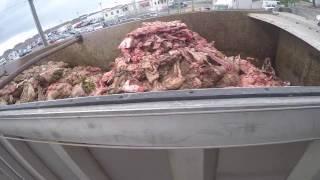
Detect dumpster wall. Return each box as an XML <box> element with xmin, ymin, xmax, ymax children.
<box><xmin>44</xmin><ymin>11</ymin><xmax>280</xmax><ymax>70</ymax></box>
<box><xmin>276</xmin><ymin>31</ymin><xmax>320</xmax><ymax>86</ymax></box>
<box><xmin>5</xmin><ymin>11</ymin><xmax>320</xmax><ymax>86</ymax></box>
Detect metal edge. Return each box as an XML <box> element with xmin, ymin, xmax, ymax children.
<box><xmin>1</xmin><ymin>86</ymin><xmax>320</xmax><ymax>111</ymax></box>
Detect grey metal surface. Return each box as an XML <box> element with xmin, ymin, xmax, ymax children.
<box><xmin>49</xmin><ymin>144</ymin><xmax>91</xmax><ymax>180</ymax></box>
<box><xmin>0</xmin><ymin>96</ymin><xmax>319</xmax><ymax>148</ymax></box>
<box><xmin>287</xmin><ymin>140</ymin><xmax>320</xmax><ymax>180</ymax></box>
<box><xmin>27</xmin><ymin>142</ymin><xmax>81</xmax><ymax>180</ymax></box>
<box><xmin>89</xmin><ymin>148</ymin><xmax>172</xmax><ymax>180</ymax></box>
<box><xmin>0</xmin><ymin>157</ymin><xmax>22</xmax><ymax>180</ymax></box>
<box><xmin>168</xmin><ymin>149</ymin><xmax>218</xmax><ymax>180</ymax></box>
<box><xmin>216</xmin><ymin>142</ymin><xmax>308</xmax><ymax>180</ymax></box>
<box><xmin>1</xmin><ymin>86</ymin><xmax>320</xmax><ymax>111</ymax></box>
<box><xmin>0</xmin><ymin>139</ymin><xmax>311</xmax><ymax>180</ymax></box>
<box><xmin>62</xmin><ymin>146</ymin><xmax>111</xmax><ymax>180</ymax></box>
<box><xmin>248</xmin><ymin>12</ymin><xmax>320</xmax><ymax>51</ymax></box>
<box><xmin>0</xmin><ymin>141</ymin><xmax>34</xmax><ymax>180</ymax></box>
<box><xmin>0</xmin><ymin>138</ymin><xmax>58</xmax><ymax>180</ymax></box>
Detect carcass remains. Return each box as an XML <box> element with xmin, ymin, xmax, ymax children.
<box><xmin>0</xmin><ymin>21</ymin><xmax>289</xmax><ymax>105</ymax></box>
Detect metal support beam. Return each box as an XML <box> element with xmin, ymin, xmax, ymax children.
<box><xmin>287</xmin><ymin>140</ymin><xmax>320</xmax><ymax>180</ymax></box>
<box><xmin>63</xmin><ymin>146</ymin><xmax>111</xmax><ymax>180</ymax></box>
<box><xmin>0</xmin><ymin>137</ymin><xmax>47</xmax><ymax>180</ymax></box>
<box><xmin>0</xmin><ymin>157</ymin><xmax>22</xmax><ymax>180</ymax></box>
<box><xmin>168</xmin><ymin>149</ymin><xmax>219</xmax><ymax>180</ymax></box>
<box><xmin>27</xmin><ymin>0</ymin><xmax>48</xmax><ymax>47</ymax></box>
<box><xmin>0</xmin><ymin>140</ymin><xmax>33</xmax><ymax>180</ymax></box>
<box><xmin>49</xmin><ymin>144</ymin><xmax>91</xmax><ymax>180</ymax></box>
<box><xmin>0</xmin><ymin>174</ymin><xmax>11</xmax><ymax>180</ymax></box>
<box><xmin>0</xmin><ymin>139</ymin><xmax>59</xmax><ymax>180</ymax></box>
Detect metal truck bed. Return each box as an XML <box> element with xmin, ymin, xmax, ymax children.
<box><xmin>0</xmin><ymin>11</ymin><xmax>320</xmax><ymax>180</ymax></box>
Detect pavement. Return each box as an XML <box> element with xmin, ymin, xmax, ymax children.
<box><xmin>292</xmin><ymin>1</ymin><xmax>320</xmax><ymax>21</ymax></box>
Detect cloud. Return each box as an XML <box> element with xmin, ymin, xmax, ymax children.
<box><xmin>0</xmin><ymin>29</ymin><xmax>37</xmax><ymax>55</ymax></box>
<box><xmin>0</xmin><ymin>0</ymin><xmax>129</xmax><ymax>56</ymax></box>
<box><xmin>0</xmin><ymin>0</ymin><xmax>9</xmax><ymax>12</ymax></box>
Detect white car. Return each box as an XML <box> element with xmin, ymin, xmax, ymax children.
<box><xmin>262</xmin><ymin>0</ymin><xmax>280</xmax><ymax>10</ymax></box>
<box><xmin>317</xmin><ymin>15</ymin><xmax>320</xmax><ymax>26</ymax></box>
<box><xmin>213</xmin><ymin>0</ymin><xmax>233</xmax><ymax>10</ymax></box>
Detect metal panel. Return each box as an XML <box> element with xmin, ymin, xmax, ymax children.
<box><xmin>216</xmin><ymin>142</ymin><xmax>308</xmax><ymax>180</ymax></box>
<box><xmin>0</xmin><ymin>172</ymin><xmax>11</xmax><ymax>180</ymax></box>
<box><xmin>49</xmin><ymin>144</ymin><xmax>91</xmax><ymax>180</ymax></box>
<box><xmin>248</xmin><ymin>12</ymin><xmax>320</xmax><ymax>51</ymax></box>
<box><xmin>63</xmin><ymin>146</ymin><xmax>111</xmax><ymax>180</ymax></box>
<box><xmin>0</xmin><ymin>96</ymin><xmax>319</xmax><ymax>148</ymax></box>
<box><xmin>0</xmin><ymin>142</ymin><xmax>34</xmax><ymax>180</ymax></box>
<box><xmin>90</xmin><ymin>148</ymin><xmax>172</xmax><ymax>180</ymax></box>
<box><xmin>168</xmin><ymin>149</ymin><xmax>218</xmax><ymax>180</ymax></box>
<box><xmin>0</xmin><ymin>138</ymin><xmax>309</xmax><ymax>180</ymax></box>
<box><xmin>1</xmin><ymin>87</ymin><xmax>320</xmax><ymax>111</ymax></box>
<box><xmin>0</xmin><ymin>158</ymin><xmax>22</xmax><ymax>180</ymax></box>
<box><xmin>27</xmin><ymin>142</ymin><xmax>79</xmax><ymax>180</ymax></box>
<box><xmin>287</xmin><ymin>140</ymin><xmax>320</xmax><ymax>180</ymax></box>
<box><xmin>0</xmin><ymin>139</ymin><xmax>59</xmax><ymax>180</ymax></box>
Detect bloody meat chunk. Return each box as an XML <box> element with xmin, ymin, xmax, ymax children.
<box><xmin>0</xmin><ymin>21</ymin><xmax>289</xmax><ymax>105</ymax></box>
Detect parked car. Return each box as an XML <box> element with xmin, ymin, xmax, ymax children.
<box><xmin>169</xmin><ymin>1</ymin><xmax>188</xmax><ymax>8</ymax></box>
<box><xmin>213</xmin><ymin>0</ymin><xmax>233</xmax><ymax>10</ymax></box>
<box><xmin>317</xmin><ymin>15</ymin><xmax>320</xmax><ymax>26</ymax></box>
<box><xmin>18</xmin><ymin>48</ymin><xmax>31</xmax><ymax>57</ymax></box>
<box><xmin>262</xmin><ymin>0</ymin><xmax>280</xmax><ymax>10</ymax></box>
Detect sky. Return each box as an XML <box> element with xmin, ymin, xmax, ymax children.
<box><xmin>0</xmin><ymin>0</ymin><xmax>131</xmax><ymax>56</ymax></box>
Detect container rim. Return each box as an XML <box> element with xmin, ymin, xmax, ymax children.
<box><xmin>1</xmin><ymin>86</ymin><xmax>320</xmax><ymax>111</ymax></box>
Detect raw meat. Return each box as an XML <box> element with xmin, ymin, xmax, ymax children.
<box><xmin>0</xmin><ymin>21</ymin><xmax>289</xmax><ymax>105</ymax></box>
<box><xmin>100</xmin><ymin>21</ymin><xmax>288</xmax><ymax>93</ymax></box>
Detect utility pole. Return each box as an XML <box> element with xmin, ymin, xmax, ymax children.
<box><xmin>167</xmin><ymin>0</ymin><xmax>170</xmax><ymax>15</ymax></box>
<box><xmin>27</xmin><ymin>0</ymin><xmax>48</xmax><ymax>47</ymax></box>
<box><xmin>192</xmin><ymin>0</ymin><xmax>195</xmax><ymax>12</ymax></box>
<box><xmin>99</xmin><ymin>2</ymin><xmax>103</xmax><ymax>11</ymax></box>
<box><xmin>132</xmin><ymin>0</ymin><xmax>138</xmax><ymax>16</ymax></box>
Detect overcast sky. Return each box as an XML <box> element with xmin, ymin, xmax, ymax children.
<box><xmin>0</xmin><ymin>0</ymin><xmax>131</xmax><ymax>56</ymax></box>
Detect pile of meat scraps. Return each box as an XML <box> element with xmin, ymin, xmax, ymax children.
<box><xmin>102</xmin><ymin>21</ymin><xmax>289</xmax><ymax>93</ymax></box>
<box><xmin>0</xmin><ymin>61</ymin><xmax>105</xmax><ymax>105</ymax></box>
<box><xmin>0</xmin><ymin>21</ymin><xmax>289</xmax><ymax>105</ymax></box>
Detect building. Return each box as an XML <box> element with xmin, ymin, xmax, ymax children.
<box><xmin>136</xmin><ymin>0</ymin><xmax>153</xmax><ymax>13</ymax></box>
<box><xmin>103</xmin><ymin>0</ymin><xmax>169</xmax><ymax>21</ymax></box>
<box><xmin>149</xmin><ymin>0</ymin><xmax>169</xmax><ymax>11</ymax></box>
<box><xmin>213</xmin><ymin>0</ymin><xmax>252</xmax><ymax>9</ymax></box>
<box><xmin>7</xmin><ymin>51</ymin><xmax>20</xmax><ymax>61</ymax></box>
<box><xmin>0</xmin><ymin>57</ymin><xmax>6</xmax><ymax>66</ymax></box>
<box><xmin>104</xmin><ymin>4</ymin><xmax>135</xmax><ymax>21</ymax></box>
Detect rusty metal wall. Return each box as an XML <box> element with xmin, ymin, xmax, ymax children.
<box><xmin>45</xmin><ymin>11</ymin><xmax>279</xmax><ymax>69</ymax></box>
<box><xmin>276</xmin><ymin>31</ymin><xmax>320</xmax><ymax>86</ymax></box>
<box><xmin>3</xmin><ymin>11</ymin><xmax>319</xmax><ymax>85</ymax></box>
<box><xmin>4</xmin><ymin>11</ymin><xmax>279</xmax><ymax>74</ymax></box>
